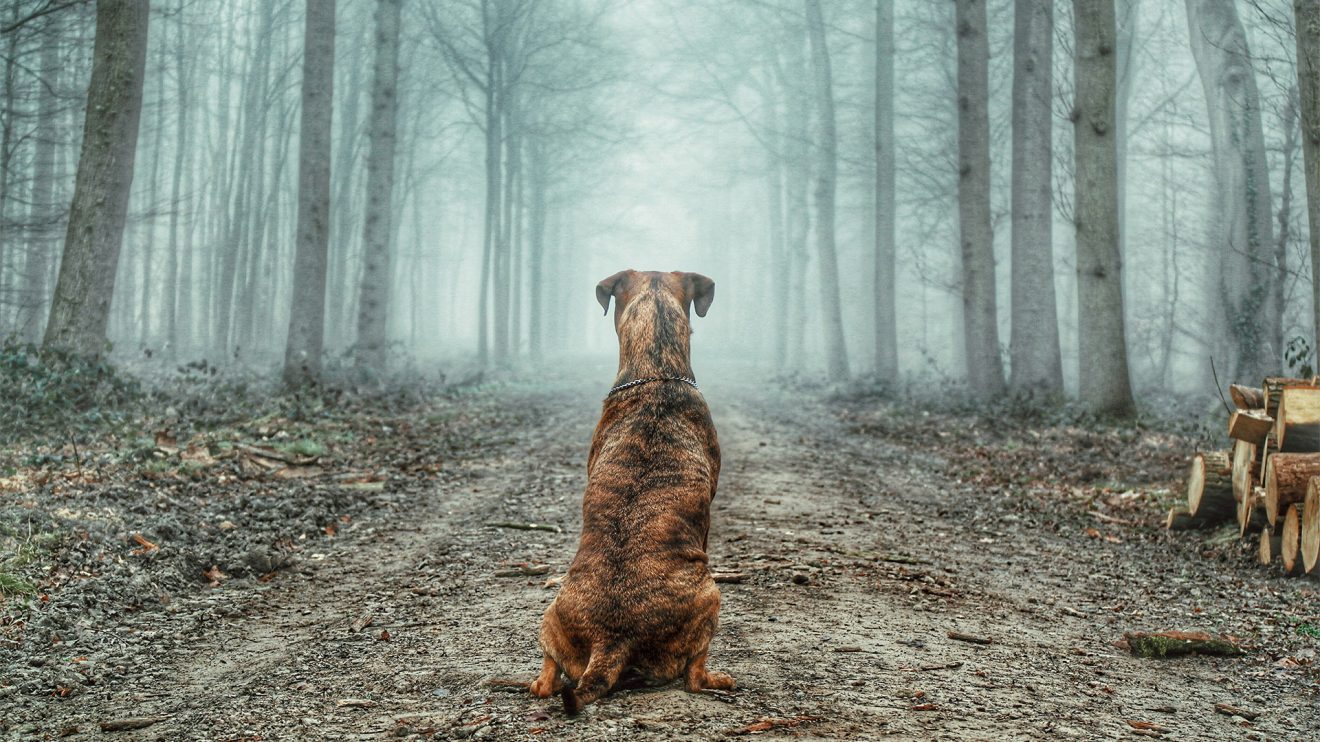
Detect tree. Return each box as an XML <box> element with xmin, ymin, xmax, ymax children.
<box><xmin>283</xmin><ymin>0</ymin><xmax>335</xmax><ymax>387</ymax></box>
<box><xmin>804</xmin><ymin>0</ymin><xmax>849</xmax><ymax>381</ymax></box>
<box><xmin>874</xmin><ymin>0</ymin><xmax>897</xmax><ymax>380</ymax></box>
<box><xmin>1073</xmin><ymin>0</ymin><xmax>1135</xmax><ymax>416</ymax></box>
<box><xmin>43</xmin><ymin>0</ymin><xmax>149</xmax><ymax>356</ymax></box>
<box><xmin>1185</xmin><ymin>0</ymin><xmax>1277</xmax><ymax>382</ymax></box>
<box><xmin>1298</xmin><ymin>0</ymin><xmax>1320</xmax><ymax>358</ymax></box>
<box><xmin>954</xmin><ymin>0</ymin><xmax>1005</xmax><ymax>397</ymax></box>
<box><xmin>1008</xmin><ymin>0</ymin><xmax>1062</xmax><ymax>397</ymax></box>
<box><xmin>355</xmin><ymin>0</ymin><xmax>403</xmax><ymax>372</ymax></box>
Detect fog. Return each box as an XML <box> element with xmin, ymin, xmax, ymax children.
<box><xmin>1</xmin><ymin>0</ymin><xmax>1317</xmax><ymax>404</ymax></box>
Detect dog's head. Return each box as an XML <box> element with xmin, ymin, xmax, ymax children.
<box><xmin>595</xmin><ymin>270</ymin><xmax>715</xmax><ymax>331</ymax></box>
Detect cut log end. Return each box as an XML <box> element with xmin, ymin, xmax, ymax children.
<box><xmin>1281</xmin><ymin>503</ymin><xmax>1303</xmax><ymax>576</ymax></box>
<box><xmin>1258</xmin><ymin>528</ymin><xmax>1280</xmax><ymax>566</ymax></box>
<box><xmin>1230</xmin><ymin>384</ymin><xmax>1265</xmax><ymax>410</ymax></box>
<box><xmin>1263</xmin><ymin>453</ymin><xmax>1320</xmax><ymax>527</ymax></box>
<box><xmin>1187</xmin><ymin>451</ymin><xmax>1233</xmax><ymax>523</ymax></box>
<box><xmin>1303</xmin><ymin>478</ymin><xmax>1320</xmax><ymax>574</ymax></box>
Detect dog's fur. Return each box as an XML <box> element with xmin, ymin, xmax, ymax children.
<box><xmin>530</xmin><ymin>270</ymin><xmax>733</xmax><ymax>713</ymax></box>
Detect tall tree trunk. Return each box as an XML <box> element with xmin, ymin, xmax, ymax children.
<box><xmin>1009</xmin><ymin>0</ymin><xmax>1062</xmax><ymax>396</ymax></box>
<box><xmin>1115</xmin><ymin>0</ymin><xmax>1140</xmax><ymax>254</ymax></box>
<box><xmin>478</xmin><ymin>4</ymin><xmax>501</xmax><ymax>368</ymax></box>
<box><xmin>329</xmin><ymin>13</ymin><xmax>366</xmax><ymax>347</ymax></box>
<box><xmin>955</xmin><ymin>0</ymin><xmax>1005</xmax><ymax>397</ymax></box>
<box><xmin>1073</xmin><ymin>0</ymin><xmax>1135</xmax><ymax>416</ymax></box>
<box><xmin>1185</xmin><ymin>0</ymin><xmax>1277</xmax><ymax>382</ymax></box>
<box><xmin>44</xmin><ymin>0</ymin><xmax>150</xmax><ymax>357</ymax></box>
<box><xmin>761</xmin><ymin>76</ymin><xmax>790</xmax><ymax>372</ymax></box>
<box><xmin>804</xmin><ymin>0</ymin><xmax>849</xmax><ymax>381</ymax></box>
<box><xmin>874</xmin><ymin>0</ymin><xmax>897</xmax><ymax>380</ymax></box>
<box><xmin>139</xmin><ymin>37</ymin><xmax>166</xmax><ymax>345</ymax></box>
<box><xmin>0</xmin><ymin>2</ymin><xmax>19</xmax><ymax>332</ymax></box>
<box><xmin>283</xmin><ymin>0</ymin><xmax>335</xmax><ymax>387</ymax></box>
<box><xmin>217</xmin><ymin>4</ymin><xmax>274</xmax><ymax>356</ymax></box>
<box><xmin>779</xmin><ymin>31</ymin><xmax>811</xmax><ymax>374</ymax></box>
<box><xmin>497</xmin><ymin>94</ymin><xmax>519</xmax><ymax>364</ymax></box>
<box><xmin>355</xmin><ymin>0</ymin><xmax>402</xmax><ymax>371</ymax></box>
<box><xmin>527</xmin><ymin>136</ymin><xmax>547</xmax><ymax>361</ymax></box>
<box><xmin>164</xmin><ymin>0</ymin><xmax>188</xmax><ymax>354</ymax></box>
<box><xmin>22</xmin><ymin>16</ymin><xmax>62</xmax><ymax>341</ymax></box>
<box><xmin>1297</xmin><ymin>0</ymin><xmax>1320</xmax><ymax>358</ymax></box>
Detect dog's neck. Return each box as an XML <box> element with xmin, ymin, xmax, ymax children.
<box><xmin>612</xmin><ymin>291</ymin><xmax>694</xmax><ymax>385</ymax></box>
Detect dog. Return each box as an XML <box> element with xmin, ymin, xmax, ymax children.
<box><xmin>530</xmin><ymin>269</ymin><xmax>733</xmax><ymax>713</ymax></box>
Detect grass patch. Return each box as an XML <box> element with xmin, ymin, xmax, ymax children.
<box><xmin>0</xmin><ymin>571</ymin><xmax>35</xmax><ymax>597</ymax></box>
<box><xmin>1297</xmin><ymin>623</ymin><xmax>1320</xmax><ymax>640</ymax></box>
<box><xmin>276</xmin><ymin>438</ymin><xmax>326</xmax><ymax>458</ymax></box>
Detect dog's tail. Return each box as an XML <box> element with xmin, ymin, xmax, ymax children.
<box><xmin>562</xmin><ymin>643</ymin><xmax>629</xmax><ymax>715</ymax></box>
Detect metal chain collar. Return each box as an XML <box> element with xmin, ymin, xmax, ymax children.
<box><xmin>605</xmin><ymin>376</ymin><xmax>700</xmax><ymax>398</ymax></box>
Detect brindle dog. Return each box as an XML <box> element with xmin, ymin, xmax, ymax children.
<box><xmin>530</xmin><ymin>269</ymin><xmax>733</xmax><ymax>713</ymax></box>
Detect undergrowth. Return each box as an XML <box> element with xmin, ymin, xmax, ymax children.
<box><xmin>0</xmin><ymin>342</ymin><xmax>142</xmax><ymax>445</ymax></box>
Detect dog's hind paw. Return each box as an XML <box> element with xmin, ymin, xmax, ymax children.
<box><xmin>703</xmin><ymin>671</ymin><xmax>735</xmax><ymax>691</ymax></box>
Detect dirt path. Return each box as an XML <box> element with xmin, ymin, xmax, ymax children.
<box><xmin>7</xmin><ymin>376</ymin><xmax>1319</xmax><ymax>740</ymax></box>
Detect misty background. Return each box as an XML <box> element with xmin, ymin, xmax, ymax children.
<box><xmin>0</xmin><ymin>0</ymin><xmax>1317</xmax><ymax>407</ymax></box>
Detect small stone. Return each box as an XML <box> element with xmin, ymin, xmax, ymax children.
<box><xmin>792</xmin><ymin>573</ymin><xmax>810</xmax><ymax>585</ymax></box>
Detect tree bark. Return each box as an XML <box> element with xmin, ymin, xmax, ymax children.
<box><xmin>874</xmin><ymin>0</ymin><xmax>897</xmax><ymax>380</ymax></box>
<box><xmin>804</xmin><ymin>0</ymin><xmax>849</xmax><ymax>381</ymax></box>
<box><xmin>43</xmin><ymin>0</ymin><xmax>150</xmax><ymax>357</ymax></box>
<box><xmin>1185</xmin><ymin>0</ymin><xmax>1277</xmax><ymax>382</ymax></box>
<box><xmin>1072</xmin><ymin>0</ymin><xmax>1135</xmax><ymax>416</ymax></box>
<box><xmin>21</xmin><ymin>16</ymin><xmax>62</xmax><ymax>341</ymax></box>
<box><xmin>1297</xmin><ymin>1</ymin><xmax>1320</xmax><ymax>359</ymax></box>
<box><xmin>1009</xmin><ymin>0</ymin><xmax>1061</xmax><ymax>396</ymax></box>
<box><xmin>163</xmin><ymin>0</ymin><xmax>188</xmax><ymax>355</ymax></box>
<box><xmin>283</xmin><ymin>0</ymin><xmax>336</xmax><ymax>387</ymax></box>
<box><xmin>1263</xmin><ymin>452</ymin><xmax>1320</xmax><ymax>527</ymax></box>
<box><xmin>355</xmin><ymin>0</ymin><xmax>402</xmax><ymax>372</ymax></box>
<box><xmin>955</xmin><ymin>0</ymin><xmax>1005</xmax><ymax>397</ymax></box>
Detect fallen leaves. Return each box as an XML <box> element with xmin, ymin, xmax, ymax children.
<box><xmin>1126</xmin><ymin>720</ymin><xmax>1169</xmax><ymax>735</ymax></box>
<box><xmin>946</xmin><ymin>630</ymin><xmax>992</xmax><ymax>645</ymax></box>
<box><xmin>494</xmin><ymin>563</ymin><xmax>550</xmax><ymax>577</ymax></box>
<box><xmin>129</xmin><ymin>533</ymin><xmax>158</xmax><ymax>555</ymax></box>
<box><xmin>1213</xmin><ymin>702</ymin><xmax>1259</xmax><ymax>721</ymax></box>
<box><xmin>726</xmin><ymin>715</ymin><xmax>821</xmax><ymax>735</ymax></box>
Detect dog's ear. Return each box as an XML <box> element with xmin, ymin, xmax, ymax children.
<box><xmin>684</xmin><ymin>273</ymin><xmax>715</xmax><ymax>317</ymax></box>
<box><xmin>595</xmin><ymin>270</ymin><xmax>630</xmax><ymax>315</ymax></box>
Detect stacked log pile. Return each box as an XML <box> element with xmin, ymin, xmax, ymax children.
<box><xmin>1171</xmin><ymin>377</ymin><xmax>1320</xmax><ymax>576</ymax></box>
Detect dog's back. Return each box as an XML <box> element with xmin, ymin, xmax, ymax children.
<box><xmin>530</xmin><ymin>270</ymin><xmax>733</xmax><ymax>712</ymax></box>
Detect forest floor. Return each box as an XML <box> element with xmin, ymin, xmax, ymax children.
<box><xmin>1</xmin><ymin>359</ymin><xmax>1319</xmax><ymax>741</ymax></box>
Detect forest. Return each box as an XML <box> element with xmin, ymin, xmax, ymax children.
<box><xmin>2</xmin><ymin>0</ymin><xmax>1320</xmax><ymax>739</ymax></box>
